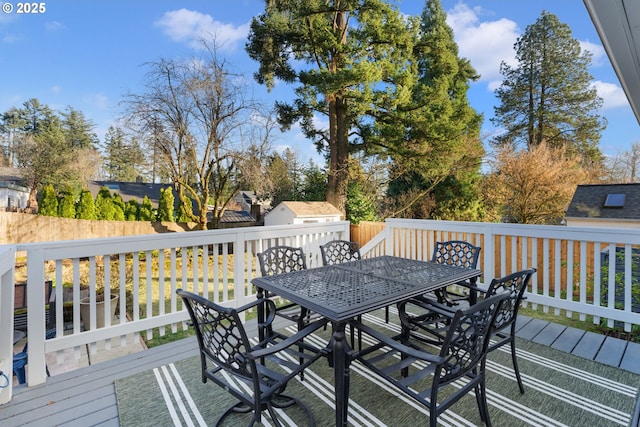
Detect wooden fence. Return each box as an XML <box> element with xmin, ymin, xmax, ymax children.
<box><xmin>350</xmin><ymin>221</ymin><xmax>385</xmax><ymax>248</ymax></box>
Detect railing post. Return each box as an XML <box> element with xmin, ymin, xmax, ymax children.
<box><xmin>384</xmin><ymin>219</ymin><xmax>393</xmax><ymax>256</ymax></box>
<box><xmin>235</xmin><ymin>232</ymin><xmax>247</xmax><ymax>310</ymax></box>
<box><xmin>481</xmin><ymin>223</ymin><xmax>495</xmax><ymax>286</ymax></box>
<box><xmin>0</xmin><ymin>245</ymin><xmax>16</xmax><ymax>404</ymax></box>
<box><xmin>26</xmin><ymin>248</ymin><xmax>47</xmax><ymax>385</ymax></box>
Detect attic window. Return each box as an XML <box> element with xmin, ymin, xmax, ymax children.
<box><xmin>604</xmin><ymin>193</ymin><xmax>625</xmax><ymax>208</ymax></box>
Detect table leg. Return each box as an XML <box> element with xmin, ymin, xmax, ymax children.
<box><xmin>469</xmin><ymin>276</ymin><xmax>478</xmax><ymax>305</ymax></box>
<box><xmin>332</xmin><ymin>321</ymin><xmax>350</xmax><ymax>427</ymax></box>
<box><xmin>256</xmin><ymin>287</ymin><xmax>266</xmax><ymax>343</ymax></box>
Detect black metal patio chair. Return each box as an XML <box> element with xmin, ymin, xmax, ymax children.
<box><xmin>319</xmin><ymin>239</ymin><xmax>361</xmax><ymax>266</ymax></box>
<box><xmin>177</xmin><ymin>289</ymin><xmax>328</xmax><ymax>427</ymax></box>
<box><xmin>430</xmin><ymin>240</ymin><xmax>482</xmax><ymax>305</ymax></box>
<box><xmin>398</xmin><ymin>268</ymin><xmax>536</xmax><ymax>394</ymax></box>
<box><xmin>256</xmin><ymin>245</ymin><xmax>321</xmax><ymax>332</ymax></box>
<box><xmin>319</xmin><ymin>239</ymin><xmax>368</xmax><ymax>348</ymax></box>
<box><xmin>353</xmin><ymin>291</ymin><xmax>510</xmax><ymax>427</ymax></box>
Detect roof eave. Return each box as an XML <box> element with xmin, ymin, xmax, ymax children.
<box><xmin>584</xmin><ymin>0</ymin><xmax>640</xmax><ymax>125</ymax></box>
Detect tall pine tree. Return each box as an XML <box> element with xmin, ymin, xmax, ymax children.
<box><xmin>492</xmin><ymin>11</ymin><xmax>605</xmax><ymax>163</ymax></box>
<box><xmin>247</xmin><ymin>0</ymin><xmax>417</xmax><ymax>213</ymax></box>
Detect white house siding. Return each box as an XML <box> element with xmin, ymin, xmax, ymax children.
<box><xmin>264</xmin><ymin>201</ymin><xmax>342</xmax><ymax>226</ymax></box>
<box><xmin>565</xmin><ymin>217</ymin><xmax>640</xmax><ymax>229</ymax></box>
<box><xmin>0</xmin><ymin>183</ymin><xmax>29</xmax><ymax>209</ymax></box>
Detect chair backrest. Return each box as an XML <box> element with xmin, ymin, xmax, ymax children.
<box><xmin>431</xmin><ymin>240</ymin><xmax>481</xmax><ymax>270</ymax></box>
<box><xmin>438</xmin><ymin>291</ymin><xmax>510</xmax><ymax>384</ymax></box>
<box><xmin>14</xmin><ymin>280</ymin><xmax>55</xmax><ymax>331</ymax></box>
<box><xmin>14</xmin><ymin>280</ymin><xmax>53</xmax><ymax>309</ymax></box>
<box><xmin>257</xmin><ymin>245</ymin><xmax>307</xmax><ymax>276</ymax></box>
<box><xmin>485</xmin><ymin>268</ymin><xmax>536</xmax><ymax>332</ymax></box>
<box><xmin>177</xmin><ymin>289</ymin><xmax>256</xmax><ymax>381</ymax></box>
<box><xmin>14</xmin><ymin>282</ymin><xmax>27</xmax><ymax>310</ymax></box>
<box><xmin>320</xmin><ymin>240</ymin><xmax>361</xmax><ymax>266</ymax></box>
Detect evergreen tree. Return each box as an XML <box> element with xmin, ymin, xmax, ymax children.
<box><xmin>267</xmin><ymin>152</ymin><xmax>296</xmax><ymax>207</ymax></box>
<box><xmin>102</xmin><ymin>126</ymin><xmax>147</xmax><ymax>181</ymax></box>
<box><xmin>58</xmin><ymin>187</ymin><xmax>76</xmax><ymax>218</ymax></box>
<box><xmin>3</xmin><ymin>99</ymin><xmax>100</xmax><ymax>207</ymax></box>
<box><xmin>346</xmin><ymin>182</ymin><xmax>378</xmax><ymax>224</ymax></box>
<box><xmin>138</xmin><ymin>196</ymin><xmax>155</xmax><ymax>221</ymax></box>
<box><xmin>492</xmin><ymin>11</ymin><xmax>605</xmax><ymax>163</ymax></box>
<box><xmin>124</xmin><ymin>200</ymin><xmax>139</xmax><ymax>221</ymax></box>
<box><xmin>75</xmin><ymin>189</ymin><xmax>96</xmax><ymax>220</ymax></box>
<box><xmin>38</xmin><ymin>184</ymin><xmax>58</xmax><ymax>216</ymax></box>
<box><xmin>175</xmin><ymin>198</ymin><xmax>193</xmax><ymax>223</ymax></box>
<box><xmin>157</xmin><ymin>187</ymin><xmax>175</xmax><ymax>222</ymax></box>
<box><xmin>381</xmin><ymin>0</ymin><xmax>483</xmax><ymax>219</ymax></box>
<box><xmin>247</xmin><ymin>0</ymin><xmax>418</xmax><ymax>213</ymax></box>
<box><xmin>301</xmin><ymin>161</ymin><xmax>326</xmax><ymax>201</ymax></box>
<box><xmin>60</xmin><ymin>106</ymin><xmax>99</xmax><ymax>150</ymax></box>
<box><xmin>95</xmin><ymin>187</ymin><xmax>116</xmax><ymax>220</ymax></box>
<box><xmin>112</xmin><ymin>194</ymin><xmax>125</xmax><ymax>221</ymax></box>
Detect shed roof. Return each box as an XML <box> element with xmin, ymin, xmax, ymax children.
<box><xmin>276</xmin><ymin>201</ymin><xmax>342</xmax><ymax>217</ymax></box>
<box><xmin>565</xmin><ymin>183</ymin><xmax>640</xmax><ymax>220</ymax></box>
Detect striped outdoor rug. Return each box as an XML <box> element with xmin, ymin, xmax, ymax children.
<box><xmin>116</xmin><ymin>310</ymin><xmax>640</xmax><ymax>426</ymax></box>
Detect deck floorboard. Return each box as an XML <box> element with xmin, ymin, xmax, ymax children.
<box><xmin>2</xmin><ymin>316</ymin><xmax>639</xmax><ymax>426</ymax></box>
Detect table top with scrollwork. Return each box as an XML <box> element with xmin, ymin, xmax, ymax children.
<box><xmin>251</xmin><ymin>255</ymin><xmax>481</xmax><ymax>322</ymax></box>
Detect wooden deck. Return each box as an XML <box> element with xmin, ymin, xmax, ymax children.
<box><xmin>2</xmin><ymin>316</ymin><xmax>640</xmax><ymax>426</ymax></box>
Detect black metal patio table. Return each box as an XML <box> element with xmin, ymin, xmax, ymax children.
<box><xmin>251</xmin><ymin>255</ymin><xmax>481</xmax><ymax>427</ymax></box>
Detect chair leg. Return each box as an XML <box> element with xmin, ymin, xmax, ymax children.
<box><xmin>510</xmin><ymin>339</ymin><xmax>525</xmax><ymax>394</ymax></box>
<box><xmin>475</xmin><ymin>381</ymin><xmax>492</xmax><ymax>426</ymax></box>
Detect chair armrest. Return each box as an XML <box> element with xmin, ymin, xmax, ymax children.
<box><xmin>236</xmin><ymin>298</ymin><xmax>278</xmax><ymax>329</ymax></box>
<box><xmin>236</xmin><ymin>298</ymin><xmax>269</xmax><ymax>313</ymax></box>
<box><xmin>401</xmin><ymin>297</ymin><xmax>457</xmax><ymax>317</ymax></box>
<box><xmin>353</xmin><ymin>320</ymin><xmax>442</xmax><ymax>364</ymax></box>
<box><xmin>247</xmin><ymin>317</ymin><xmax>330</xmax><ymax>360</ymax></box>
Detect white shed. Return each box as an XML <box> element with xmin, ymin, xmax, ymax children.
<box><xmin>264</xmin><ymin>201</ymin><xmax>342</xmax><ymax>226</ymax></box>
<box><xmin>0</xmin><ymin>182</ymin><xmax>29</xmax><ymax>210</ymax></box>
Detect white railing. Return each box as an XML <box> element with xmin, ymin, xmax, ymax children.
<box><xmin>0</xmin><ymin>245</ymin><xmax>16</xmax><ymax>404</ymax></box>
<box><xmin>8</xmin><ymin>218</ymin><xmax>640</xmax><ymax>390</ymax></box>
<box><xmin>365</xmin><ymin>219</ymin><xmax>640</xmax><ymax>332</ymax></box>
<box><xmin>12</xmin><ymin>222</ymin><xmax>350</xmax><ymax>386</ymax></box>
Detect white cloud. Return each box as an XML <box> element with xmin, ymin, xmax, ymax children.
<box><xmin>51</xmin><ymin>85</ymin><xmax>62</xmax><ymax>94</ymax></box>
<box><xmin>85</xmin><ymin>92</ymin><xmax>109</xmax><ymax>110</ymax></box>
<box><xmin>592</xmin><ymin>80</ymin><xmax>629</xmax><ymax>110</ymax></box>
<box><xmin>2</xmin><ymin>34</ymin><xmax>18</xmax><ymax>43</ymax></box>
<box><xmin>154</xmin><ymin>9</ymin><xmax>250</xmax><ymax>51</ymax></box>
<box><xmin>580</xmin><ymin>39</ymin><xmax>606</xmax><ymax>66</ymax></box>
<box><xmin>446</xmin><ymin>3</ymin><xmax>520</xmax><ymax>88</ymax></box>
<box><xmin>45</xmin><ymin>21</ymin><xmax>65</xmax><ymax>31</ymax></box>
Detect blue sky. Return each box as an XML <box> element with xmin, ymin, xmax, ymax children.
<box><xmin>0</xmin><ymin>0</ymin><xmax>638</xmax><ymax>166</ymax></box>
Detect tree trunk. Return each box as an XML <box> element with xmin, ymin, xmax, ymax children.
<box><xmin>326</xmin><ymin>95</ymin><xmax>349</xmax><ymax>215</ymax></box>
<box><xmin>326</xmin><ymin>8</ymin><xmax>349</xmax><ymax>215</ymax></box>
<box><xmin>27</xmin><ymin>185</ymin><xmax>38</xmax><ymax>210</ymax></box>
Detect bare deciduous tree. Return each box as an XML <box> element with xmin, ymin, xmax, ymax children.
<box><xmin>605</xmin><ymin>142</ymin><xmax>640</xmax><ymax>183</ymax></box>
<box><xmin>482</xmin><ymin>142</ymin><xmax>588</xmax><ymax>224</ymax></box>
<box><xmin>124</xmin><ymin>42</ymin><xmax>264</xmax><ymax>229</ymax></box>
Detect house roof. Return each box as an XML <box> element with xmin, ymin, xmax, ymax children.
<box><xmin>220</xmin><ymin>209</ymin><xmax>255</xmax><ymax>223</ymax></box>
<box><xmin>565</xmin><ymin>183</ymin><xmax>640</xmax><ymax>220</ymax></box>
<box><xmin>0</xmin><ymin>167</ymin><xmax>24</xmax><ymax>184</ymax></box>
<box><xmin>88</xmin><ymin>181</ymin><xmax>174</xmax><ymax>207</ymax></box>
<box><xmin>273</xmin><ymin>201</ymin><xmax>342</xmax><ymax>217</ymax></box>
